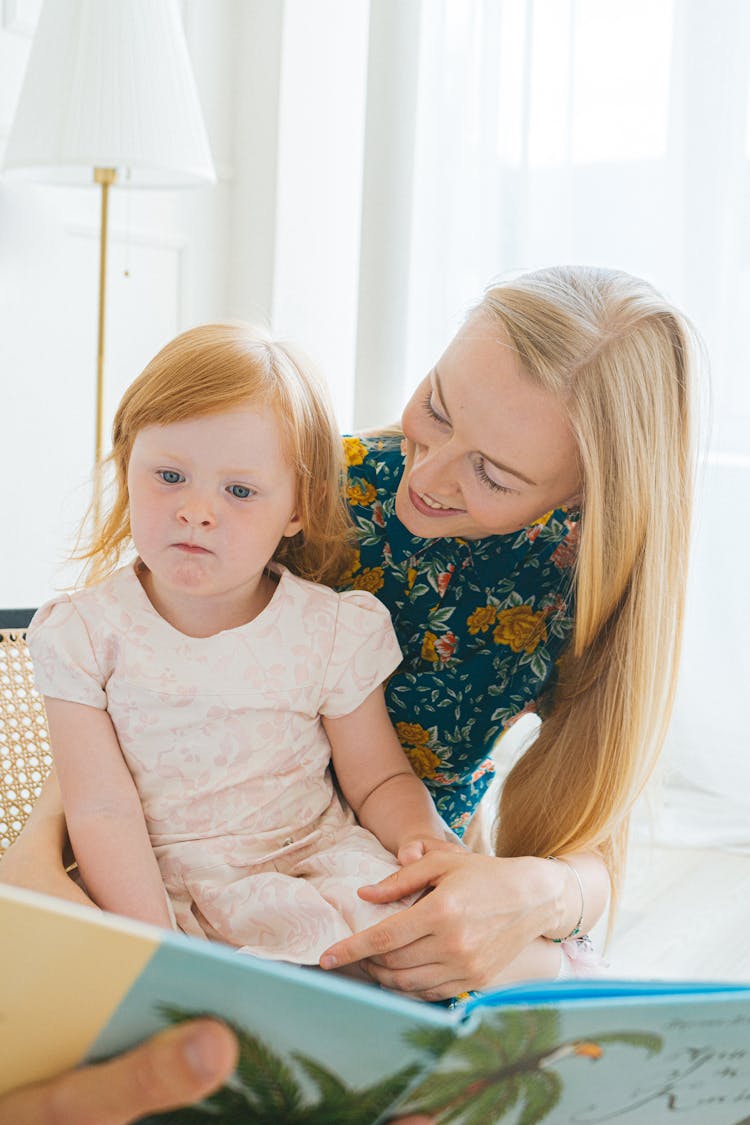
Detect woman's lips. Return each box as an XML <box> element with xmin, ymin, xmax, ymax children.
<box><xmin>173</xmin><ymin>543</ymin><xmax>211</xmax><ymax>554</ymax></box>
<box><xmin>407</xmin><ymin>485</ymin><xmax>463</xmax><ymax>518</ymax></box>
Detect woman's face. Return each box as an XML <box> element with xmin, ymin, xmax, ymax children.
<box><xmin>395</xmin><ymin>313</ymin><xmax>582</xmax><ymax>538</ymax></box>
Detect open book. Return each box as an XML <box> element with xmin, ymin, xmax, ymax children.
<box><xmin>2</xmin><ymin>882</ymin><xmax>749</xmax><ymax>1124</ymax></box>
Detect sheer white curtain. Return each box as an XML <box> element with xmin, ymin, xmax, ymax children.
<box><xmin>392</xmin><ymin>0</ymin><xmax>750</xmax><ymax>848</ymax></box>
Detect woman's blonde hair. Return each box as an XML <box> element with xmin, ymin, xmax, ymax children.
<box><xmin>77</xmin><ymin>323</ymin><xmax>354</xmax><ymax>587</ymax></box>
<box><xmin>479</xmin><ymin>266</ymin><xmax>697</xmax><ymax>904</ymax></box>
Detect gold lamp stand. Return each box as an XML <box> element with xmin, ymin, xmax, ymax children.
<box><xmin>93</xmin><ymin>166</ymin><xmax>117</xmax><ymax>530</ymax></box>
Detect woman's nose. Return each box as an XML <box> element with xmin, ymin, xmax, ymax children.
<box><xmin>412</xmin><ymin>437</ymin><xmax>461</xmax><ymax>496</ymax></box>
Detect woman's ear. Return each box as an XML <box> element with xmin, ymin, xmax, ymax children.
<box><xmin>563</xmin><ymin>493</ymin><xmax>583</xmax><ymax>508</ymax></box>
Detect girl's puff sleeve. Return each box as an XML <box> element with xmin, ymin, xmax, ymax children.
<box><xmin>318</xmin><ymin>590</ymin><xmax>402</xmax><ymax>718</ymax></box>
<box><xmin>27</xmin><ymin>597</ymin><xmax>107</xmax><ymax>709</ymax></box>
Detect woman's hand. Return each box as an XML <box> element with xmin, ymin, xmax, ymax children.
<box><xmin>320</xmin><ymin>845</ymin><xmax>559</xmax><ymax>1000</ymax></box>
<box><xmin>0</xmin><ymin>1019</ymin><xmax>238</xmax><ymax>1125</ymax></box>
<box><xmin>0</xmin><ymin>772</ymin><xmax>95</xmax><ymax>908</ymax></box>
<box><xmin>0</xmin><ymin>836</ymin><xmax>94</xmax><ymax>909</ymax></box>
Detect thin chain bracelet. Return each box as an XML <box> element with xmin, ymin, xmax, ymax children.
<box><xmin>545</xmin><ymin>855</ymin><xmax>584</xmax><ymax>942</ymax></box>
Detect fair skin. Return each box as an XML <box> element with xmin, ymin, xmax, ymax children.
<box><xmin>48</xmin><ymin>404</ymin><xmax>450</xmax><ymax>929</ymax></box>
<box><xmin>395</xmin><ymin>315</ymin><xmax>581</xmax><ymax>537</ymax></box>
<box><xmin>1</xmin><ymin>316</ymin><xmax>610</xmax><ymax>1114</ymax></box>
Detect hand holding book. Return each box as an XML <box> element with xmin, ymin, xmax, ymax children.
<box><xmin>0</xmin><ymin>1018</ymin><xmax>238</xmax><ymax>1124</ymax></box>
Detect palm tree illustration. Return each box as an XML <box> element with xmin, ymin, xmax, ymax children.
<box><xmin>396</xmin><ymin>1008</ymin><xmax>663</xmax><ymax>1124</ymax></box>
<box><xmin>139</xmin><ymin>1005</ymin><xmax>425</xmax><ymax>1124</ymax></box>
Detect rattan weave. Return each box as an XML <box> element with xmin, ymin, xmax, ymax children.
<box><xmin>0</xmin><ymin>628</ymin><xmax>52</xmax><ymax>855</ymax></box>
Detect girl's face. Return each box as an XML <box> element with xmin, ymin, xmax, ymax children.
<box><xmin>396</xmin><ymin>313</ymin><xmax>581</xmax><ymax>538</ymax></box>
<box><xmin>127</xmin><ymin>404</ymin><xmax>301</xmax><ymax>626</ymax></box>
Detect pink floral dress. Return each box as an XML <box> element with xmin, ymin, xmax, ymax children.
<box><xmin>28</xmin><ymin>562</ymin><xmax>410</xmax><ymax>963</ymax></box>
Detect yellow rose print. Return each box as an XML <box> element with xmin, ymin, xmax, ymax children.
<box><xmin>346</xmin><ymin>480</ymin><xmax>377</xmax><ymax>506</ymax></box>
<box><xmin>493</xmin><ymin>605</ymin><xmax>548</xmax><ymax>654</ymax></box>
<box><xmin>404</xmin><ymin>743</ymin><xmax>441</xmax><ymax>780</ymax></box>
<box><xmin>467</xmin><ymin>605</ymin><xmax>498</xmax><ymax>634</ymax></box>
<box><xmin>343</xmin><ymin>436</ymin><xmax>368</xmax><ymax>466</ymax></box>
<box><xmin>530</xmin><ymin>509</ymin><xmax>553</xmax><ymax>527</ymax></box>
<box><xmin>396</xmin><ymin>721</ymin><xmax>431</xmax><ymax>746</ymax></box>
<box><xmin>337</xmin><ymin>548</ymin><xmax>361</xmax><ymax>584</ymax></box>
<box><xmin>352</xmin><ymin>566</ymin><xmax>385</xmax><ymax>593</ymax></box>
<box><xmin>421</xmin><ymin>630</ymin><xmax>438</xmax><ymax>662</ymax></box>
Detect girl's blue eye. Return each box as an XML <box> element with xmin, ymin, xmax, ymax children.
<box><xmin>228</xmin><ymin>484</ymin><xmax>253</xmax><ymax>500</ymax></box>
<box><xmin>159</xmin><ymin>470</ymin><xmax>184</xmax><ymax>484</ymax></box>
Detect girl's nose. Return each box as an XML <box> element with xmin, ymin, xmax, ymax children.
<box><xmin>177</xmin><ymin>494</ymin><xmax>216</xmax><ymax>528</ymax></box>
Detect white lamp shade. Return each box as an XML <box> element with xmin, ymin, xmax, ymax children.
<box><xmin>2</xmin><ymin>0</ymin><xmax>216</xmax><ymax>187</ymax></box>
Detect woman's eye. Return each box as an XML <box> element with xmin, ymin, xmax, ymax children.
<box><xmin>473</xmin><ymin>457</ymin><xmax>514</xmax><ymax>495</ymax></box>
<box><xmin>158</xmin><ymin>470</ymin><xmax>184</xmax><ymax>485</ymax></box>
<box><xmin>227</xmin><ymin>484</ymin><xmax>253</xmax><ymax>500</ymax></box>
<box><xmin>422</xmin><ymin>389</ymin><xmax>450</xmax><ymax>426</ymax></box>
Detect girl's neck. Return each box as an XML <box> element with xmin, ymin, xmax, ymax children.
<box><xmin>135</xmin><ymin>560</ymin><xmax>278</xmax><ymax>638</ymax></box>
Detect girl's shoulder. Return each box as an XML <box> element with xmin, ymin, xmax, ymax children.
<box><xmin>28</xmin><ymin>563</ymin><xmax>138</xmax><ymax>638</ymax></box>
<box><xmin>276</xmin><ymin>567</ymin><xmax>395</xmax><ymax>649</ymax></box>
<box><xmin>278</xmin><ymin>565</ymin><xmax>389</xmax><ymax>618</ymax></box>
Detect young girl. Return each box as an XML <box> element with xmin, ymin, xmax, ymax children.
<box><xmin>27</xmin><ymin>324</ymin><xmax>452</xmax><ymax>963</ymax></box>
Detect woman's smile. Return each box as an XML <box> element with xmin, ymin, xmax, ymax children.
<box><xmin>408</xmin><ymin>485</ymin><xmax>464</xmax><ymax>516</ymax></box>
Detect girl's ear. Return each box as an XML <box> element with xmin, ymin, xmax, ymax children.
<box><xmin>282</xmin><ymin>511</ymin><xmax>303</xmax><ymax>538</ymax></box>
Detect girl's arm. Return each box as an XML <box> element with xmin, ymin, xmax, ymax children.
<box><xmin>322</xmin><ymin>687</ymin><xmax>453</xmax><ymax>861</ymax></box>
<box><xmin>44</xmin><ymin>698</ymin><xmax>172</xmax><ymax>928</ymax></box>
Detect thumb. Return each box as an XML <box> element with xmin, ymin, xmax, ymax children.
<box><xmin>0</xmin><ymin>1019</ymin><xmax>239</xmax><ymax>1125</ymax></box>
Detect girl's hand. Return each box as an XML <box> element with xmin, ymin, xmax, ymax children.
<box><xmin>396</xmin><ymin>835</ymin><xmax>465</xmax><ymax>866</ymax></box>
<box><xmin>320</xmin><ymin>849</ymin><xmax>558</xmax><ymax>1000</ymax></box>
<box><xmin>0</xmin><ymin>1019</ymin><xmax>238</xmax><ymax>1125</ymax></box>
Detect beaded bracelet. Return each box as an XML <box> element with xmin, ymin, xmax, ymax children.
<box><xmin>545</xmin><ymin>855</ymin><xmax>584</xmax><ymax>943</ymax></box>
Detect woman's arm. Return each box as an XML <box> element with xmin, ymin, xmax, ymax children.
<box><xmin>319</xmin><ymin>846</ymin><xmax>610</xmax><ymax>997</ymax></box>
<box><xmin>44</xmin><ymin>698</ymin><xmax>172</xmax><ymax>927</ymax></box>
<box><xmin>0</xmin><ymin>771</ymin><xmax>93</xmax><ymax>906</ymax></box>
<box><xmin>323</xmin><ymin>687</ymin><xmax>454</xmax><ymax>860</ymax></box>
<box><xmin>540</xmin><ymin>849</ymin><xmax>610</xmax><ymax>941</ymax></box>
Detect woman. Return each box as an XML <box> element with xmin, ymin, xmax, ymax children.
<box><xmin>0</xmin><ymin>265</ymin><xmax>697</xmax><ymax>1117</ymax></box>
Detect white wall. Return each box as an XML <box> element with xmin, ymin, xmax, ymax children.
<box><xmin>1</xmin><ymin>0</ymin><xmax>378</xmax><ymax>610</ymax></box>
<box><xmin>0</xmin><ymin>0</ymin><xmax>237</xmax><ymax>607</ymax></box>
<box><xmin>270</xmin><ymin>0</ymin><xmax>370</xmax><ymax>424</ymax></box>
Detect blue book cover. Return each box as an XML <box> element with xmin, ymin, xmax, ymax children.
<box><xmin>2</xmin><ymin>883</ymin><xmax>750</xmax><ymax>1124</ymax></box>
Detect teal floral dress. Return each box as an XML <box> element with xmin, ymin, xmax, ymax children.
<box><xmin>338</xmin><ymin>435</ymin><xmax>580</xmax><ymax>837</ymax></box>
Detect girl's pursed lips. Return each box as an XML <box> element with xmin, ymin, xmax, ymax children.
<box><xmin>172</xmin><ymin>542</ymin><xmax>212</xmax><ymax>554</ymax></box>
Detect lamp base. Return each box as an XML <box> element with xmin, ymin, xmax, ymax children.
<box><xmin>92</xmin><ymin>166</ymin><xmax>117</xmax><ymax>531</ymax></box>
